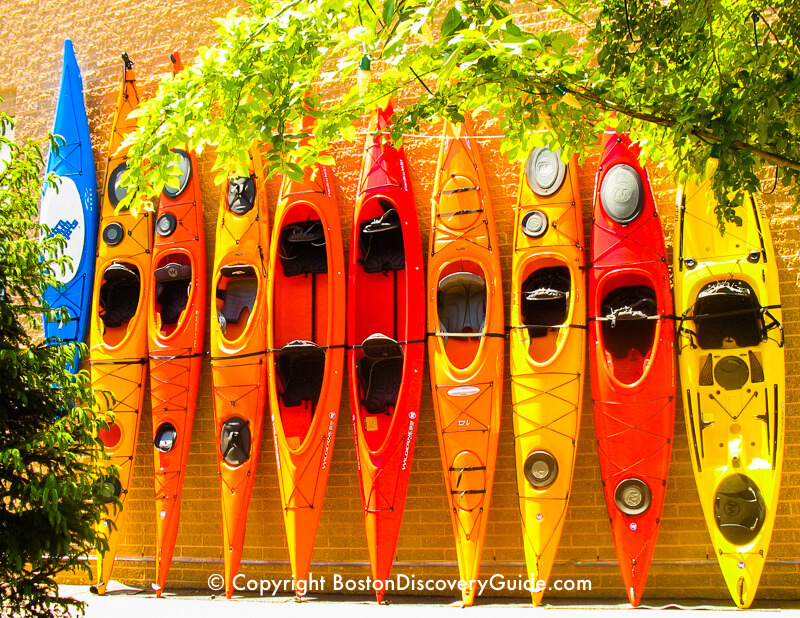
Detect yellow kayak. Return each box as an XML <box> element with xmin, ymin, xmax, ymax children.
<box><xmin>510</xmin><ymin>147</ymin><xmax>585</xmax><ymax>605</ymax></box>
<box><xmin>674</xmin><ymin>165</ymin><xmax>785</xmax><ymax>608</ymax></box>
<box><xmin>427</xmin><ymin>115</ymin><xmax>503</xmax><ymax>606</ymax></box>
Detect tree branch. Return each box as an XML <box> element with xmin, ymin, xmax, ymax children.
<box><xmin>571</xmin><ymin>87</ymin><xmax>800</xmax><ymax>171</ymax></box>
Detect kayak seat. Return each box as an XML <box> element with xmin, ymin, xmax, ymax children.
<box><xmin>359</xmin><ymin>199</ymin><xmax>405</xmax><ymax>273</ymax></box>
<box><xmin>438</xmin><ymin>272</ymin><xmax>486</xmax><ymax>335</ymax></box>
<box><xmin>601</xmin><ymin>285</ymin><xmax>657</xmax><ymax>359</ymax></box>
<box><xmin>99</xmin><ymin>262</ymin><xmax>141</xmax><ymax>328</ymax></box>
<box><xmin>521</xmin><ymin>266</ymin><xmax>570</xmax><ymax>338</ymax></box>
<box><xmin>277</xmin><ymin>340</ymin><xmax>326</xmax><ymax>407</ymax></box>
<box><xmin>226</xmin><ymin>176</ymin><xmax>256</xmax><ymax>215</ymax></box>
<box><xmin>154</xmin><ymin>262</ymin><xmax>192</xmax><ymax>325</ymax></box>
<box><xmin>694</xmin><ymin>280</ymin><xmax>762</xmax><ymax>349</ymax></box>
<box><xmin>356</xmin><ymin>333</ymin><xmax>404</xmax><ymax>414</ymax></box>
<box><xmin>278</xmin><ymin>219</ymin><xmax>328</xmax><ymax>277</ymax></box>
<box><xmin>217</xmin><ymin>264</ymin><xmax>258</xmax><ymax>334</ymax></box>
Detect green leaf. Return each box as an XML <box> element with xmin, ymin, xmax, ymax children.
<box><xmin>382</xmin><ymin>0</ymin><xmax>396</xmax><ymax>26</ymax></box>
<box><xmin>441</xmin><ymin>7</ymin><xmax>464</xmax><ymax>37</ymax></box>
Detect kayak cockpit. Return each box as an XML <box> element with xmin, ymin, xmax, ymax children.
<box><xmin>216</xmin><ymin>264</ymin><xmax>258</xmax><ymax>340</ymax></box>
<box><xmin>278</xmin><ymin>218</ymin><xmax>327</xmax><ymax>277</ymax></box>
<box><xmin>437</xmin><ymin>262</ymin><xmax>487</xmax><ymax>370</ymax></box>
<box><xmin>99</xmin><ymin>261</ymin><xmax>141</xmax><ymax>346</ymax></box>
<box><xmin>600</xmin><ymin>284</ymin><xmax>657</xmax><ymax>385</ymax></box>
<box><xmin>276</xmin><ymin>340</ymin><xmax>326</xmax><ymax>445</ymax></box>
<box><xmin>521</xmin><ymin>265</ymin><xmax>571</xmax><ymax>364</ymax></box>
<box><xmin>153</xmin><ymin>255</ymin><xmax>192</xmax><ymax>336</ymax></box>
<box><xmin>273</xmin><ymin>207</ymin><xmax>333</xmax><ymax>446</ymax></box>
<box><xmin>358</xmin><ymin>199</ymin><xmax>405</xmax><ymax>273</ymax></box>
<box><xmin>693</xmin><ymin>280</ymin><xmax>763</xmax><ymax>349</ymax></box>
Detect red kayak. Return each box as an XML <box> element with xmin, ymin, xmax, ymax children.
<box><xmin>347</xmin><ymin>101</ymin><xmax>425</xmax><ymax>603</ymax></box>
<box><xmin>589</xmin><ymin>130</ymin><xmax>675</xmax><ymax>606</ymax></box>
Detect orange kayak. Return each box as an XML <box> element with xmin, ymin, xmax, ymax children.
<box><xmin>266</xmin><ymin>116</ymin><xmax>345</xmax><ymax>595</ymax></box>
<box><xmin>427</xmin><ymin>115</ymin><xmax>503</xmax><ymax>606</ymax></box>
<box><xmin>147</xmin><ymin>52</ymin><xmax>207</xmax><ymax>596</ymax></box>
<box><xmin>510</xmin><ymin>147</ymin><xmax>585</xmax><ymax>605</ymax></box>
<box><xmin>347</xmin><ymin>102</ymin><xmax>425</xmax><ymax>603</ymax></box>
<box><xmin>210</xmin><ymin>148</ymin><xmax>269</xmax><ymax>598</ymax></box>
<box><xmin>90</xmin><ymin>53</ymin><xmax>152</xmax><ymax>594</ymax></box>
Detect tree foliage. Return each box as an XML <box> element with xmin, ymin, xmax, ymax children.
<box><xmin>0</xmin><ymin>114</ymin><xmax>110</xmax><ymax>618</ymax></box>
<box><xmin>122</xmin><ymin>0</ymin><xmax>800</xmax><ymax>223</ymax></box>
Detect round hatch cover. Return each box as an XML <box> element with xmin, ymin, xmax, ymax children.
<box><xmin>523</xmin><ymin>450</ymin><xmax>558</xmax><ymax>489</ymax></box>
<box><xmin>714</xmin><ymin>474</ymin><xmax>766</xmax><ymax>546</ymax></box>
<box><xmin>163</xmin><ymin>149</ymin><xmax>192</xmax><ymax>198</ymax></box>
<box><xmin>521</xmin><ymin>210</ymin><xmax>548</xmax><ymax>238</ymax></box>
<box><xmin>102</xmin><ymin>222</ymin><xmax>124</xmax><ymax>246</ymax></box>
<box><xmin>601</xmin><ymin>164</ymin><xmax>644</xmax><ymax>224</ymax></box>
<box><xmin>714</xmin><ymin>356</ymin><xmax>750</xmax><ymax>391</ymax></box>
<box><xmin>525</xmin><ymin>147</ymin><xmax>567</xmax><ymax>197</ymax></box>
<box><xmin>154</xmin><ymin>422</ymin><xmax>178</xmax><ymax>453</ymax></box>
<box><xmin>107</xmin><ymin>162</ymin><xmax>129</xmax><ymax>208</ymax></box>
<box><xmin>103</xmin><ymin>477</ymin><xmax>123</xmax><ymax>504</ymax></box>
<box><xmin>156</xmin><ymin>213</ymin><xmax>178</xmax><ymax>237</ymax></box>
<box><xmin>614</xmin><ymin>478</ymin><xmax>651</xmax><ymax>515</ymax></box>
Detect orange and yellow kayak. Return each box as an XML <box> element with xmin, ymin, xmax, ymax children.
<box><xmin>210</xmin><ymin>148</ymin><xmax>269</xmax><ymax>598</ymax></box>
<box><xmin>510</xmin><ymin>147</ymin><xmax>585</xmax><ymax>605</ymax></box>
<box><xmin>90</xmin><ymin>53</ymin><xmax>152</xmax><ymax>594</ymax></box>
<box><xmin>147</xmin><ymin>51</ymin><xmax>207</xmax><ymax>596</ymax></box>
<box><xmin>266</xmin><ymin>115</ymin><xmax>346</xmax><ymax>595</ymax></box>
<box><xmin>427</xmin><ymin>115</ymin><xmax>503</xmax><ymax>606</ymax></box>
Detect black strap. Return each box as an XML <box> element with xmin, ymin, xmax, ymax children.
<box><xmin>588</xmin><ymin>314</ymin><xmax>677</xmax><ymax>322</ymax></box>
<box><xmin>349</xmin><ymin>338</ymin><xmax>426</xmax><ymax>350</ymax></box>
<box><xmin>268</xmin><ymin>342</ymin><xmax>347</xmax><ymax>354</ymax></box>
<box><xmin>149</xmin><ymin>352</ymin><xmax>205</xmax><ymax>360</ymax></box>
<box><xmin>210</xmin><ymin>349</ymin><xmax>266</xmax><ymax>362</ymax></box>
<box><xmin>211</xmin><ymin>342</ymin><xmax>348</xmax><ymax>361</ymax></box>
<box><xmin>449</xmin><ymin>465</ymin><xmax>487</xmax><ymax>472</ymax></box>
<box><xmin>90</xmin><ymin>358</ymin><xmax>147</xmax><ymax>366</ymax></box>
<box><xmin>687</xmin><ymin>304</ymin><xmax>780</xmax><ymax>321</ymax></box>
<box><xmin>507</xmin><ymin>323</ymin><xmax>588</xmax><ymax>331</ymax></box>
<box><xmin>439</xmin><ymin>186</ymin><xmax>480</xmax><ymax>195</ymax></box>
<box><xmin>427</xmin><ymin>332</ymin><xmax>505</xmax><ymax>339</ymax></box>
<box><xmin>437</xmin><ymin>208</ymin><xmax>482</xmax><ymax>217</ymax></box>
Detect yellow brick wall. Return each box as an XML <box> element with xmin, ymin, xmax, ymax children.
<box><xmin>1</xmin><ymin>0</ymin><xmax>798</xmax><ymax>604</ymax></box>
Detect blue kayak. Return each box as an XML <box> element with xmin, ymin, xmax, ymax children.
<box><xmin>40</xmin><ymin>39</ymin><xmax>98</xmax><ymax>371</ymax></box>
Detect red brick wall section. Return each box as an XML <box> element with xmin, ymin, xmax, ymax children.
<box><xmin>0</xmin><ymin>0</ymin><xmax>798</xmax><ymax>604</ymax></box>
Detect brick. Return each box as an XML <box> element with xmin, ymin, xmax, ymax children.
<box><xmin>3</xmin><ymin>1</ymin><xmax>798</xmax><ymax>604</ymax></box>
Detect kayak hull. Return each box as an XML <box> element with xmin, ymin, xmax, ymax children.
<box><xmin>210</xmin><ymin>149</ymin><xmax>270</xmax><ymax>598</ymax></box>
<box><xmin>41</xmin><ymin>39</ymin><xmax>98</xmax><ymax>371</ymax></box>
<box><xmin>90</xmin><ymin>54</ymin><xmax>152</xmax><ymax>594</ymax></box>
<box><xmin>347</xmin><ymin>102</ymin><xmax>425</xmax><ymax>603</ymax></box>
<box><xmin>510</xmin><ymin>147</ymin><xmax>585</xmax><ymax>605</ymax></box>
<box><xmin>589</xmin><ymin>131</ymin><xmax>675</xmax><ymax>606</ymax></box>
<box><xmin>674</xmin><ymin>172</ymin><xmax>785</xmax><ymax>608</ymax></box>
<box><xmin>267</xmin><ymin>138</ymin><xmax>345</xmax><ymax>594</ymax></box>
<box><xmin>427</xmin><ymin>116</ymin><xmax>503</xmax><ymax>606</ymax></box>
<box><xmin>147</xmin><ymin>52</ymin><xmax>207</xmax><ymax>597</ymax></box>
